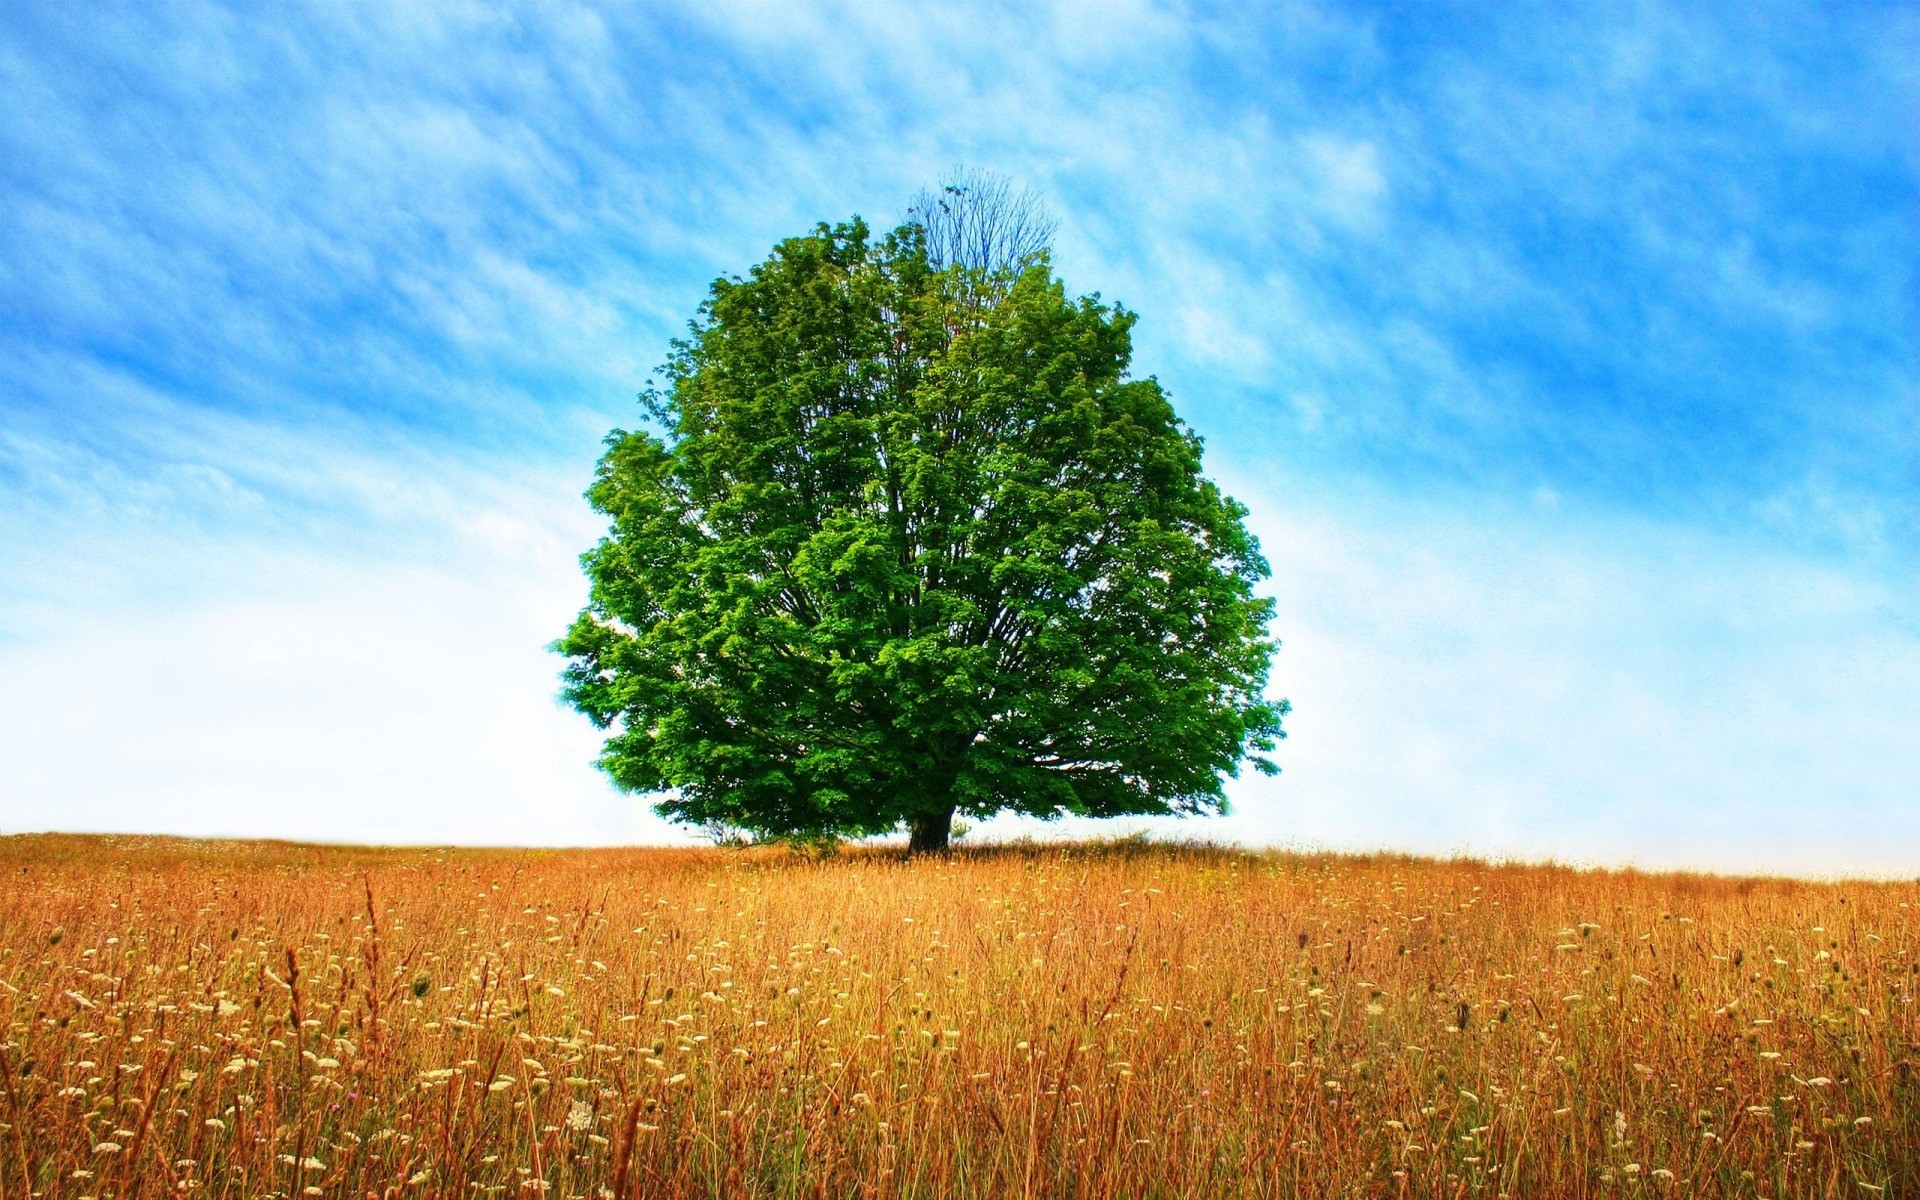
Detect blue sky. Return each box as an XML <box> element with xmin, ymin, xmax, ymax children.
<box><xmin>2</xmin><ymin>1</ymin><xmax>1915</xmax><ymax>872</ymax></box>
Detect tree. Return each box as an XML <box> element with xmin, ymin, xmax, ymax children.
<box><xmin>556</xmin><ymin>210</ymin><xmax>1285</xmax><ymax>853</ymax></box>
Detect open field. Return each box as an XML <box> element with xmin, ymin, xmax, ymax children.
<box><xmin>0</xmin><ymin>836</ymin><xmax>1914</xmax><ymax>1199</ymax></box>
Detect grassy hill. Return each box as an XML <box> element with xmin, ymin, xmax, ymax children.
<box><xmin>0</xmin><ymin>835</ymin><xmax>1913</xmax><ymax>1197</ymax></box>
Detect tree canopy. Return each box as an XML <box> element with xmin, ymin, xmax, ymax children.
<box><xmin>557</xmin><ymin>212</ymin><xmax>1284</xmax><ymax>851</ymax></box>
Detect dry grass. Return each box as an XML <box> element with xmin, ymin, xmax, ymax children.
<box><xmin>0</xmin><ymin>834</ymin><xmax>1914</xmax><ymax>1199</ymax></box>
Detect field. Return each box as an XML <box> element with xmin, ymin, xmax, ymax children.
<box><xmin>0</xmin><ymin>836</ymin><xmax>1914</xmax><ymax>1199</ymax></box>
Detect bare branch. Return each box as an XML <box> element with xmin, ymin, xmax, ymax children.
<box><xmin>907</xmin><ymin>169</ymin><xmax>1057</xmax><ymax>279</ymax></box>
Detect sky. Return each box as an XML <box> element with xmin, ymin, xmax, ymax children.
<box><xmin>1</xmin><ymin>1</ymin><xmax>1915</xmax><ymax>874</ymax></box>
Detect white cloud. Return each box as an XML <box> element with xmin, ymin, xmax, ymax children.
<box><xmin>10</xmin><ymin>431</ymin><xmax>1912</xmax><ymax>878</ymax></box>
<box><xmin>1300</xmin><ymin>133</ymin><xmax>1387</xmax><ymax>231</ymax></box>
<box><xmin>0</xmin><ymin>564</ymin><xmax>686</xmax><ymax>847</ymax></box>
<box><xmin>0</xmin><ymin>438</ymin><xmax>692</xmax><ymax>845</ymax></box>
<box><xmin>979</xmin><ymin>481</ymin><xmax>1920</xmax><ymax>877</ymax></box>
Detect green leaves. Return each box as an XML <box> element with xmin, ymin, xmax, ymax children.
<box><xmin>557</xmin><ymin>217</ymin><xmax>1285</xmax><ymax>846</ymax></box>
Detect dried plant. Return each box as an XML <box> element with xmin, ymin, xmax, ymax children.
<box><xmin>0</xmin><ymin>834</ymin><xmax>1912</xmax><ymax>1198</ymax></box>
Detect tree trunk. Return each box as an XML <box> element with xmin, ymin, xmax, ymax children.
<box><xmin>907</xmin><ymin>806</ymin><xmax>955</xmax><ymax>855</ymax></box>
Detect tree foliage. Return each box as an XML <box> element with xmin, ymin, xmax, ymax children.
<box><xmin>557</xmin><ymin>215</ymin><xmax>1284</xmax><ymax>850</ymax></box>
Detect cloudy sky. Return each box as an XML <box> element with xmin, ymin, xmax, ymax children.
<box><xmin>2</xmin><ymin>1</ymin><xmax>1914</xmax><ymax>874</ymax></box>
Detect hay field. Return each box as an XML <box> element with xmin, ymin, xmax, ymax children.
<box><xmin>0</xmin><ymin>835</ymin><xmax>1914</xmax><ymax>1199</ymax></box>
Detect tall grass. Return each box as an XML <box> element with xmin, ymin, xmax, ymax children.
<box><xmin>0</xmin><ymin>834</ymin><xmax>1913</xmax><ymax>1198</ymax></box>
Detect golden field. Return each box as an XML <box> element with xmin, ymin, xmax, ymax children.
<box><xmin>0</xmin><ymin>835</ymin><xmax>1914</xmax><ymax>1199</ymax></box>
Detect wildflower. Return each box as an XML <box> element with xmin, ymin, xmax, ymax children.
<box><xmin>566</xmin><ymin>1101</ymin><xmax>593</xmax><ymax>1131</ymax></box>
<box><xmin>92</xmin><ymin>1143</ymin><xmax>121</xmax><ymax>1155</ymax></box>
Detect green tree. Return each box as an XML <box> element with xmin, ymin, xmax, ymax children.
<box><xmin>556</xmin><ymin>214</ymin><xmax>1284</xmax><ymax>852</ymax></box>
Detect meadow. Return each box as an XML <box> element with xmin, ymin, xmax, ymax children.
<box><xmin>0</xmin><ymin>835</ymin><xmax>1913</xmax><ymax>1199</ymax></box>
